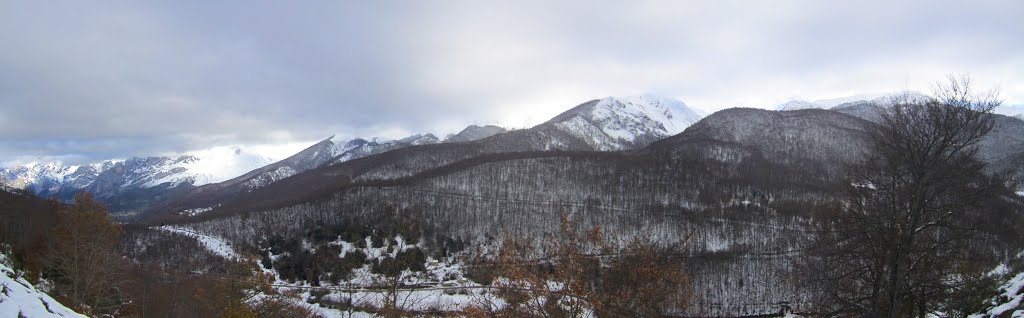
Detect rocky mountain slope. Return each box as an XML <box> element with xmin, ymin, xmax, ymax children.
<box><xmin>832</xmin><ymin>99</ymin><xmax>1024</xmax><ymax>189</ymax></box>
<box><xmin>173</xmin><ymin>105</ymin><xmax>1023</xmax><ymax>315</ymax></box>
<box><xmin>169</xmin><ymin>108</ymin><xmax>884</xmax><ymax>315</ymax></box>
<box><xmin>144</xmin><ymin>95</ymin><xmax>704</xmax><ymax>220</ymax></box>
<box><xmin>1</xmin><ymin>146</ymin><xmax>286</xmax><ymax>213</ymax></box>
<box><xmin>444</xmin><ymin>125</ymin><xmax>507</xmax><ymax>143</ymax></box>
<box><xmin>158</xmin><ymin>133</ymin><xmax>447</xmax><ymax>215</ymax></box>
<box><xmin>545</xmin><ymin>94</ymin><xmax>703</xmax><ymax>150</ymax></box>
<box><xmin>1</xmin><ymin>161</ymin><xmax>117</xmax><ymax>199</ymax></box>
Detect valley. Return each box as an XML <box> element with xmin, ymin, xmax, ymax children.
<box><xmin>4</xmin><ymin>93</ymin><xmax>1023</xmax><ymax>317</ymax></box>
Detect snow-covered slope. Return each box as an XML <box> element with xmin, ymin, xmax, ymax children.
<box><xmin>161</xmin><ymin>133</ymin><xmax>447</xmax><ymax>214</ymax></box>
<box><xmin>79</xmin><ymin>148</ymin><xmax>278</xmax><ymax>194</ymax></box>
<box><xmin>1015</xmin><ymin>113</ymin><xmax>1024</xmax><ymax>121</ymax></box>
<box><xmin>776</xmin><ymin>92</ymin><xmax>930</xmax><ymax>112</ymax></box>
<box><xmin>229</xmin><ymin>135</ymin><xmax>421</xmax><ymax>191</ymax></box>
<box><xmin>972</xmin><ymin>271</ymin><xmax>1023</xmax><ymax>317</ymax></box>
<box><xmin>1</xmin><ymin>146</ymin><xmax>297</xmax><ymax>213</ymax></box>
<box><xmin>1</xmin><ymin>161</ymin><xmax>118</xmax><ymax>199</ymax></box>
<box><xmin>322</xmin><ymin>134</ymin><xmax>441</xmax><ymax>166</ymax></box>
<box><xmin>0</xmin><ymin>253</ymin><xmax>85</xmax><ymax>317</ymax></box>
<box><xmin>545</xmin><ymin>94</ymin><xmax>703</xmax><ymax>150</ymax></box>
<box><xmin>775</xmin><ymin>100</ymin><xmax>821</xmax><ymax>111</ymax></box>
<box><xmin>444</xmin><ymin>125</ymin><xmax>507</xmax><ymax>143</ymax></box>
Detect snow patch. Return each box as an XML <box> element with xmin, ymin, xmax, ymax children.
<box><xmin>160</xmin><ymin>227</ymin><xmax>242</xmax><ymax>260</ymax></box>
<box><xmin>551</xmin><ymin>94</ymin><xmax>703</xmax><ymax>150</ymax></box>
<box><xmin>971</xmin><ymin>271</ymin><xmax>1023</xmax><ymax>317</ymax></box>
<box><xmin>0</xmin><ymin>253</ymin><xmax>86</xmax><ymax>317</ymax></box>
<box><xmin>181</xmin><ymin>206</ymin><xmax>215</xmax><ymax>217</ymax></box>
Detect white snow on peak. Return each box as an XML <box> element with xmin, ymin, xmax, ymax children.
<box><xmin>0</xmin><ymin>161</ymin><xmax>100</xmax><ymax>191</ymax></box>
<box><xmin>553</xmin><ymin>94</ymin><xmax>702</xmax><ymax>150</ymax></box>
<box><xmin>594</xmin><ymin>94</ymin><xmax>703</xmax><ymax>135</ymax></box>
<box><xmin>776</xmin><ymin>91</ymin><xmax>932</xmax><ymax>111</ymax></box>
<box><xmin>3</xmin><ymin>141</ymin><xmax>311</xmax><ymax>194</ymax></box>
<box><xmin>326</xmin><ymin>136</ymin><xmax>374</xmax><ymax>158</ymax></box>
<box><xmin>144</xmin><ymin>146</ymin><xmax>284</xmax><ymax>187</ymax></box>
<box><xmin>812</xmin><ymin>93</ymin><xmax>887</xmax><ymax>108</ymax></box>
<box><xmin>775</xmin><ymin>100</ymin><xmax>821</xmax><ymax>111</ymax></box>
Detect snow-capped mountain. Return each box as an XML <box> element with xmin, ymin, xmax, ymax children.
<box><xmin>239</xmin><ymin>133</ymin><xmax>443</xmax><ymax>190</ymax></box>
<box><xmin>1</xmin><ymin>146</ymin><xmax>293</xmax><ymax>212</ymax></box>
<box><xmin>444</xmin><ymin>125</ymin><xmax>507</xmax><ymax>143</ymax></box>
<box><xmin>1</xmin><ymin>161</ymin><xmax>118</xmax><ymax>199</ymax></box>
<box><xmin>326</xmin><ymin>133</ymin><xmax>440</xmax><ymax>165</ymax></box>
<box><xmin>545</xmin><ymin>94</ymin><xmax>703</xmax><ymax>150</ymax></box>
<box><xmin>147</xmin><ymin>96</ymin><xmax>705</xmax><ymax>220</ymax></box>
<box><xmin>776</xmin><ymin>92</ymin><xmax>932</xmax><ymax>112</ymax></box>
<box><xmin>158</xmin><ymin>132</ymin><xmax>450</xmax><ymax>215</ymax></box>
<box><xmin>775</xmin><ymin>100</ymin><xmax>820</xmax><ymax>111</ymax></box>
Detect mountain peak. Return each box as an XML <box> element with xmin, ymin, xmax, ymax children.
<box><xmin>775</xmin><ymin>100</ymin><xmax>820</xmax><ymax>111</ymax></box>
<box><xmin>545</xmin><ymin>94</ymin><xmax>703</xmax><ymax>150</ymax></box>
<box><xmin>445</xmin><ymin>125</ymin><xmax>507</xmax><ymax>143</ymax></box>
<box><xmin>398</xmin><ymin>133</ymin><xmax>440</xmax><ymax>145</ymax></box>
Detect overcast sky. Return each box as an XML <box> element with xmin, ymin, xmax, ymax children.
<box><xmin>1</xmin><ymin>0</ymin><xmax>1022</xmax><ymax>165</ymax></box>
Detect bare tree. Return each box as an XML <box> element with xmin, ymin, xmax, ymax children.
<box><xmin>809</xmin><ymin>75</ymin><xmax>1005</xmax><ymax>317</ymax></box>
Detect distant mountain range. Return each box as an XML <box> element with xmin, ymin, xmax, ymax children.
<box><xmin>774</xmin><ymin>92</ymin><xmax>931</xmax><ymax>111</ymax></box>
<box><xmin>6</xmin><ymin>92</ymin><xmax>1021</xmax><ymax>220</ymax></box>
<box><xmin>6</xmin><ymin>91</ymin><xmax>1019</xmax><ymax>317</ymax></box>
<box><xmin>147</xmin><ymin>95</ymin><xmax>706</xmax><ymax>219</ymax></box>
<box><xmin>2</xmin><ymin>95</ymin><xmax>705</xmax><ymax>216</ymax></box>
<box><xmin>1</xmin><ymin>147</ymin><xmax>283</xmax><ymax>212</ymax></box>
<box><xmin>165</xmin><ymin>94</ymin><xmax>1023</xmax><ymax>316</ymax></box>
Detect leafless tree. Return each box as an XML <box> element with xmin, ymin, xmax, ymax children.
<box><xmin>809</xmin><ymin>75</ymin><xmax>1006</xmax><ymax>317</ymax></box>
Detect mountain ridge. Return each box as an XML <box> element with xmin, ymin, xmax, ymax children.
<box><xmin>143</xmin><ymin>94</ymin><xmax>705</xmax><ymax>220</ymax></box>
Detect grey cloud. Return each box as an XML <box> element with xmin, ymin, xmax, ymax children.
<box><xmin>1</xmin><ymin>0</ymin><xmax>1022</xmax><ymax>163</ymax></box>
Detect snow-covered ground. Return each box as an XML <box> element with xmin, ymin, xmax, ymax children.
<box><xmin>261</xmin><ymin>235</ymin><xmax>488</xmax><ymax>314</ymax></box>
<box><xmin>153</xmin><ymin>225</ymin><xmax>1024</xmax><ymax>317</ymax></box>
<box><xmin>0</xmin><ymin>253</ymin><xmax>85</xmax><ymax>317</ymax></box>
<box><xmin>160</xmin><ymin>226</ymin><xmax>486</xmax><ymax>316</ymax></box>
<box><xmin>972</xmin><ymin>271</ymin><xmax>1024</xmax><ymax>317</ymax></box>
<box><xmin>159</xmin><ymin>226</ymin><xmax>242</xmax><ymax>260</ymax></box>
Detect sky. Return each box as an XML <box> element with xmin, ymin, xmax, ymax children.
<box><xmin>1</xmin><ymin>0</ymin><xmax>1022</xmax><ymax>165</ymax></box>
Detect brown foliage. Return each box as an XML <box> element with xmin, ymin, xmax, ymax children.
<box><xmin>194</xmin><ymin>262</ymin><xmax>322</xmax><ymax>318</ymax></box>
<box><xmin>469</xmin><ymin>213</ymin><xmax>690</xmax><ymax>317</ymax></box>
<box><xmin>0</xmin><ymin>188</ymin><xmax>61</xmax><ymax>280</ymax></box>
<box><xmin>48</xmin><ymin>192</ymin><xmax>128</xmax><ymax>315</ymax></box>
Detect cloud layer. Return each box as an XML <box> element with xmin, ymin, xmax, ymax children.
<box><xmin>2</xmin><ymin>0</ymin><xmax>1022</xmax><ymax>163</ymax></box>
